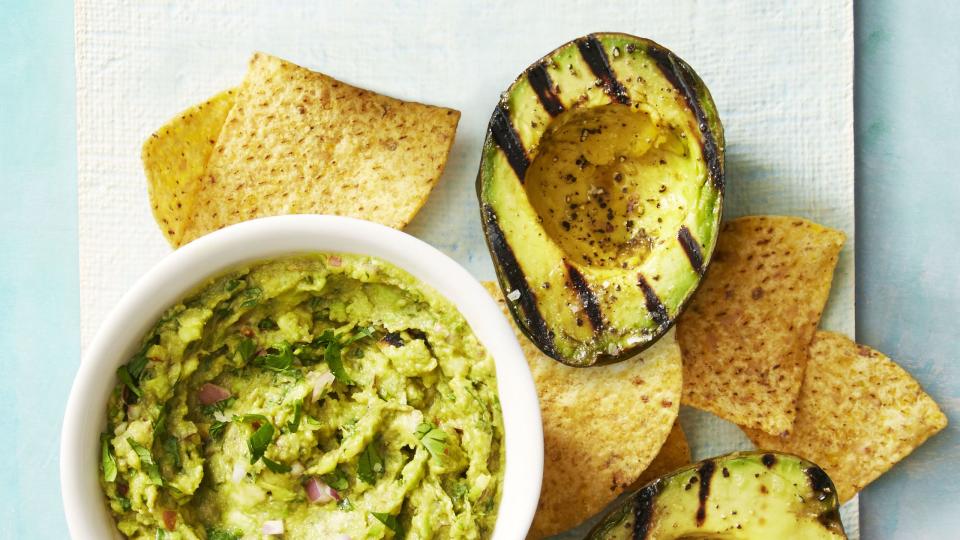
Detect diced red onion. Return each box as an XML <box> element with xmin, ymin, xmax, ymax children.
<box><xmin>198</xmin><ymin>383</ymin><xmax>231</xmax><ymax>406</ymax></box>
<box><xmin>335</xmin><ymin>536</ymin><xmax>352</xmax><ymax>540</ymax></box>
<box><xmin>231</xmin><ymin>462</ymin><xmax>247</xmax><ymax>483</ymax></box>
<box><xmin>304</xmin><ymin>477</ymin><xmax>340</xmax><ymax>503</ymax></box>
<box><xmin>311</xmin><ymin>371</ymin><xmax>336</xmax><ymax>401</ymax></box>
<box><xmin>328</xmin><ymin>255</ymin><xmax>342</xmax><ymax>267</ymax></box>
<box><xmin>262</xmin><ymin>520</ymin><xmax>284</xmax><ymax>535</ymax></box>
<box><xmin>162</xmin><ymin>510</ymin><xmax>177</xmax><ymax>531</ymax></box>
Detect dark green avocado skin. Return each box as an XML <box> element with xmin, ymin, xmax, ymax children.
<box><xmin>586</xmin><ymin>451</ymin><xmax>847</xmax><ymax>540</ymax></box>
<box><xmin>476</xmin><ymin>33</ymin><xmax>724</xmax><ymax>367</ymax></box>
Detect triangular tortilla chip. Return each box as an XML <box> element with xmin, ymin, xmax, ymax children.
<box><xmin>178</xmin><ymin>53</ymin><xmax>459</xmax><ymax>244</ymax></box>
<box><xmin>142</xmin><ymin>89</ymin><xmax>236</xmax><ymax>246</ymax></box>
<box><xmin>482</xmin><ymin>282</ymin><xmax>682</xmax><ymax>539</ymax></box>
<box><xmin>677</xmin><ymin>216</ymin><xmax>844</xmax><ymax>435</ymax></box>
<box><xmin>744</xmin><ymin>331</ymin><xmax>947</xmax><ymax>503</ymax></box>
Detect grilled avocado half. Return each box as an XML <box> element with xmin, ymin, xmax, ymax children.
<box><xmin>587</xmin><ymin>452</ymin><xmax>847</xmax><ymax>540</ymax></box>
<box><xmin>477</xmin><ymin>33</ymin><xmax>724</xmax><ymax>366</ymax></box>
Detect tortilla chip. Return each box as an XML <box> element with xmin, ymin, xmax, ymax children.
<box><xmin>677</xmin><ymin>216</ymin><xmax>844</xmax><ymax>435</ymax></box>
<box><xmin>630</xmin><ymin>421</ymin><xmax>691</xmax><ymax>490</ymax></box>
<box><xmin>744</xmin><ymin>331</ymin><xmax>947</xmax><ymax>503</ymax></box>
<box><xmin>178</xmin><ymin>53</ymin><xmax>460</xmax><ymax>245</ymax></box>
<box><xmin>142</xmin><ymin>89</ymin><xmax>236</xmax><ymax>246</ymax></box>
<box><xmin>482</xmin><ymin>282</ymin><xmax>682</xmax><ymax>539</ymax></box>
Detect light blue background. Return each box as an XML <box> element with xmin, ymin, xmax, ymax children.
<box><xmin>0</xmin><ymin>0</ymin><xmax>956</xmax><ymax>538</ymax></box>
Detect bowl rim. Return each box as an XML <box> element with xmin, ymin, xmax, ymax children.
<box><xmin>60</xmin><ymin>214</ymin><xmax>543</xmax><ymax>539</ymax></box>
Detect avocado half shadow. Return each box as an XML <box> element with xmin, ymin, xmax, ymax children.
<box><xmin>477</xmin><ymin>33</ymin><xmax>725</xmax><ymax>366</ymax></box>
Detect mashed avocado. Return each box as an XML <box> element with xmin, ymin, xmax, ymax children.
<box><xmin>99</xmin><ymin>254</ymin><xmax>504</xmax><ymax>539</ymax></box>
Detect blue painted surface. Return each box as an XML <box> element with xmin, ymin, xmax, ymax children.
<box><xmin>0</xmin><ymin>0</ymin><xmax>77</xmax><ymax>538</ymax></box>
<box><xmin>0</xmin><ymin>0</ymin><xmax>957</xmax><ymax>537</ymax></box>
<box><xmin>855</xmin><ymin>1</ymin><xmax>960</xmax><ymax>538</ymax></box>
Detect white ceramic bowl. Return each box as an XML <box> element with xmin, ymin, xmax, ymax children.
<box><xmin>61</xmin><ymin>215</ymin><xmax>543</xmax><ymax>539</ymax></box>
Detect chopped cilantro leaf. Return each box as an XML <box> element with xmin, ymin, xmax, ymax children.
<box><xmin>236</xmin><ymin>338</ymin><xmax>257</xmax><ymax>363</ymax></box>
<box><xmin>225</xmin><ymin>278</ymin><xmax>242</xmax><ymax>292</ymax></box>
<box><xmin>153</xmin><ymin>406</ymin><xmax>167</xmax><ymax>441</ymax></box>
<box><xmin>239</xmin><ymin>287</ymin><xmax>262</xmax><ymax>308</ymax></box>
<box><xmin>116</xmin><ymin>364</ymin><xmax>142</xmax><ymax>398</ymax></box>
<box><xmin>127</xmin><ymin>352</ymin><xmax>149</xmax><ymax>379</ymax></box>
<box><xmin>262</xmin><ymin>456</ymin><xmax>292</xmax><ymax>473</ymax></box>
<box><xmin>372</xmin><ymin>512</ymin><xmax>403</xmax><ymax>535</ymax></box>
<box><xmin>100</xmin><ymin>433</ymin><xmax>117</xmax><ymax>482</ymax></box>
<box><xmin>235</xmin><ymin>413</ymin><xmax>270</xmax><ymax>424</ymax></box>
<box><xmin>343</xmin><ymin>326</ymin><xmax>373</xmax><ymax>345</ymax></box>
<box><xmin>206</xmin><ymin>527</ymin><xmax>241</xmax><ymax>540</ymax></box>
<box><xmin>259</xmin><ymin>341</ymin><xmax>295</xmax><ymax>373</ymax></box>
<box><xmin>212</xmin><ymin>306</ymin><xmax>233</xmax><ymax>321</ymax></box>
<box><xmin>287</xmin><ymin>400</ymin><xmax>302</xmax><ymax>433</ymax></box>
<box><xmin>322</xmin><ymin>467</ymin><xmax>349</xmax><ymax>491</ymax></box>
<box><xmin>127</xmin><ymin>438</ymin><xmax>162</xmax><ymax>485</ymax></box>
<box><xmin>247</xmin><ymin>422</ymin><xmax>275</xmax><ymax>464</ymax></box>
<box><xmin>258</xmin><ymin>317</ymin><xmax>279</xmax><ymax>330</ymax></box>
<box><xmin>357</xmin><ymin>441</ymin><xmax>384</xmax><ymax>485</ymax></box>
<box><xmin>162</xmin><ymin>435</ymin><xmax>181</xmax><ymax>469</ymax></box>
<box><xmin>415</xmin><ymin>422</ymin><xmax>448</xmax><ymax>462</ymax></box>
<box><xmin>201</xmin><ymin>396</ymin><xmax>235</xmax><ymax>417</ymax></box>
<box><xmin>209</xmin><ymin>420</ymin><xmax>228</xmax><ymax>439</ymax></box>
<box><xmin>450</xmin><ymin>481</ymin><xmax>469</xmax><ymax>502</ymax></box>
<box><xmin>324</xmin><ymin>341</ymin><xmax>354</xmax><ymax>385</ymax></box>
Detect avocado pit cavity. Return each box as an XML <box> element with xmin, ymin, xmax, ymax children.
<box><xmin>523</xmin><ymin>103</ymin><xmax>692</xmax><ymax>269</ymax></box>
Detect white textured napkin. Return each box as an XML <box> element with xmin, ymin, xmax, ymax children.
<box><xmin>76</xmin><ymin>1</ymin><xmax>855</xmax><ymax>536</ymax></box>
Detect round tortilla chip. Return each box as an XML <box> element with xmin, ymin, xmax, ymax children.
<box><xmin>744</xmin><ymin>331</ymin><xmax>947</xmax><ymax>503</ymax></box>
<box><xmin>482</xmin><ymin>282</ymin><xmax>681</xmax><ymax>539</ymax></box>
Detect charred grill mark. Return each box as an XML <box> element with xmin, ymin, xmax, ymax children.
<box><xmin>576</xmin><ymin>35</ymin><xmax>630</xmax><ymax>105</ymax></box>
<box><xmin>695</xmin><ymin>460</ymin><xmax>717</xmax><ymax>527</ymax></box>
<box><xmin>527</xmin><ymin>63</ymin><xmax>565</xmax><ymax>116</ymax></box>
<box><xmin>646</xmin><ymin>44</ymin><xmax>723</xmax><ymax>191</ymax></box>
<box><xmin>489</xmin><ymin>103</ymin><xmax>530</xmax><ymax>181</ymax></box>
<box><xmin>762</xmin><ymin>453</ymin><xmax>777</xmax><ymax>468</ymax></box>
<box><xmin>632</xmin><ymin>483</ymin><xmax>660</xmax><ymax>539</ymax></box>
<box><xmin>677</xmin><ymin>225</ymin><xmax>704</xmax><ymax>274</ymax></box>
<box><xmin>818</xmin><ymin>507</ymin><xmax>844</xmax><ymax>532</ymax></box>
<box><xmin>637</xmin><ymin>274</ymin><xmax>669</xmax><ymax>328</ymax></box>
<box><xmin>482</xmin><ymin>205</ymin><xmax>556</xmax><ymax>357</ymax></box>
<box><xmin>805</xmin><ymin>466</ymin><xmax>843</xmax><ymax>530</ymax></box>
<box><xmin>566</xmin><ymin>264</ymin><xmax>604</xmax><ymax>331</ymax></box>
<box><xmin>805</xmin><ymin>466</ymin><xmax>835</xmax><ymax>499</ymax></box>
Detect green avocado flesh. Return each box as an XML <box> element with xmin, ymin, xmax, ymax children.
<box><xmin>478</xmin><ymin>33</ymin><xmax>724</xmax><ymax>366</ymax></box>
<box><xmin>99</xmin><ymin>255</ymin><xmax>504</xmax><ymax>539</ymax></box>
<box><xmin>587</xmin><ymin>452</ymin><xmax>847</xmax><ymax>540</ymax></box>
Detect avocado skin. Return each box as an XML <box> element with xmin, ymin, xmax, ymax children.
<box><xmin>477</xmin><ymin>33</ymin><xmax>724</xmax><ymax>367</ymax></box>
<box><xmin>587</xmin><ymin>451</ymin><xmax>847</xmax><ymax>540</ymax></box>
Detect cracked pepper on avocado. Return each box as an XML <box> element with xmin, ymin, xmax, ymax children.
<box><xmin>99</xmin><ymin>254</ymin><xmax>504</xmax><ymax>539</ymax></box>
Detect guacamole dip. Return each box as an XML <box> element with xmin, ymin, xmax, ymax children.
<box><xmin>99</xmin><ymin>254</ymin><xmax>504</xmax><ymax>539</ymax></box>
